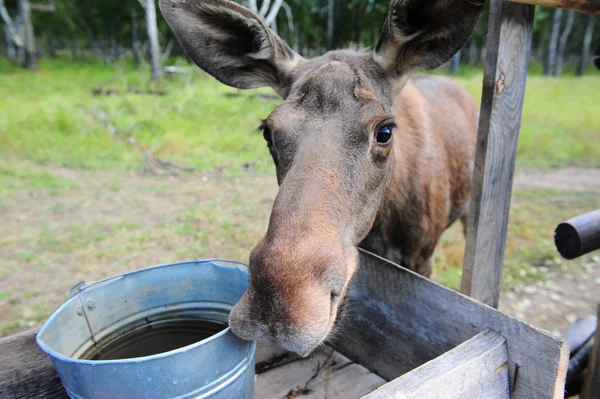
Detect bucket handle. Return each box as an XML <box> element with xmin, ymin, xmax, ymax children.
<box><xmin>67</xmin><ymin>259</ymin><xmax>249</xmax><ymax>298</ymax></box>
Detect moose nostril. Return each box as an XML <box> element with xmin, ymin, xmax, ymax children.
<box><xmin>330</xmin><ymin>291</ymin><xmax>340</xmax><ymax>302</ymax></box>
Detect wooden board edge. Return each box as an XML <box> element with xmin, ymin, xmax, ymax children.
<box><xmin>553</xmin><ymin>340</ymin><xmax>571</xmax><ymax>399</ymax></box>
<box><xmin>362</xmin><ymin>330</ymin><xmax>510</xmax><ymax>399</ymax></box>
<box><xmin>337</xmin><ymin>249</ymin><xmax>571</xmax><ymax>399</ymax></box>
<box><xmin>359</xmin><ymin>248</ymin><xmax>569</xmax><ymax>346</ymax></box>
<box><xmin>507</xmin><ymin>0</ymin><xmax>600</xmax><ymax>15</ymax></box>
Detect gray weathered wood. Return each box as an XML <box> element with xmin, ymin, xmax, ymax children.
<box><xmin>255</xmin><ymin>349</ymin><xmax>386</xmax><ymax>399</ymax></box>
<box><xmin>555</xmin><ymin>209</ymin><xmax>600</xmax><ymax>260</ymax></box>
<box><xmin>583</xmin><ymin>304</ymin><xmax>600</xmax><ymax>399</ymax></box>
<box><xmin>507</xmin><ymin>0</ymin><xmax>600</xmax><ymax>15</ymax></box>
<box><xmin>460</xmin><ymin>0</ymin><xmax>535</xmax><ymax>308</ymax></box>
<box><xmin>336</xmin><ymin>250</ymin><xmax>570</xmax><ymax>399</ymax></box>
<box><xmin>364</xmin><ymin>330</ymin><xmax>509</xmax><ymax>399</ymax></box>
<box><xmin>0</xmin><ymin>330</ymin><xmax>68</xmax><ymax>399</ymax></box>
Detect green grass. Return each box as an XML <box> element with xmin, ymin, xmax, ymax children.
<box><xmin>1</xmin><ymin>57</ymin><xmax>599</xmax><ymax>171</ymax></box>
<box><xmin>0</xmin><ymin>161</ymin><xmax>78</xmax><ymax>200</ymax></box>
<box><xmin>0</xmin><ymin>57</ymin><xmax>276</xmax><ymax>172</ymax></box>
<box><xmin>431</xmin><ymin>189</ymin><xmax>599</xmax><ymax>291</ymax></box>
<box><xmin>458</xmin><ymin>75</ymin><xmax>600</xmax><ymax>168</ymax></box>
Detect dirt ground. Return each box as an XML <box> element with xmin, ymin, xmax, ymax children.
<box><xmin>0</xmin><ymin>165</ymin><xmax>599</xmax><ymax>340</ymax></box>
<box><xmin>513</xmin><ymin>167</ymin><xmax>600</xmax><ymax>193</ymax></box>
<box><xmin>505</xmin><ymin>167</ymin><xmax>600</xmax><ymax>336</ymax></box>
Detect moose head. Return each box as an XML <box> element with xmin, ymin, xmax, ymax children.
<box><xmin>160</xmin><ymin>0</ymin><xmax>484</xmax><ymax>356</ymax></box>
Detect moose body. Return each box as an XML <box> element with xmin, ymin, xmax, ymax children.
<box><xmin>360</xmin><ymin>73</ymin><xmax>477</xmax><ymax>276</ymax></box>
<box><xmin>161</xmin><ymin>0</ymin><xmax>484</xmax><ymax>356</ymax></box>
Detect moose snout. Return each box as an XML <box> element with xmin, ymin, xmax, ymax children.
<box><xmin>228</xmin><ymin>280</ymin><xmax>335</xmax><ymax>357</ymax></box>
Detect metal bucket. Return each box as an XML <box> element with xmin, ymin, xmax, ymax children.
<box><xmin>36</xmin><ymin>259</ymin><xmax>256</xmax><ymax>399</ymax></box>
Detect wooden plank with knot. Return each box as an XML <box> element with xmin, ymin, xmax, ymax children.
<box><xmin>460</xmin><ymin>0</ymin><xmax>535</xmax><ymax>309</ymax></box>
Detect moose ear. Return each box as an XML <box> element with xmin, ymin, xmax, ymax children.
<box><xmin>374</xmin><ymin>0</ymin><xmax>485</xmax><ymax>76</ymax></box>
<box><xmin>159</xmin><ymin>0</ymin><xmax>303</xmax><ymax>94</ymax></box>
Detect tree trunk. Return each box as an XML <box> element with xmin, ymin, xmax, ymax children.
<box><xmin>271</xmin><ymin>14</ymin><xmax>277</xmax><ymax>35</ymax></box>
<box><xmin>47</xmin><ymin>35</ymin><xmax>56</xmax><ymax>57</ymax></box>
<box><xmin>297</xmin><ymin>2</ymin><xmax>304</xmax><ymax>56</ymax></box>
<box><xmin>555</xmin><ymin>11</ymin><xmax>575</xmax><ymax>76</ymax></box>
<box><xmin>536</xmin><ymin>23</ymin><xmax>550</xmax><ymax>63</ymax></box>
<box><xmin>75</xmin><ymin>0</ymin><xmax>108</xmax><ymax>64</ymax></box>
<box><xmin>19</xmin><ymin>0</ymin><xmax>36</xmax><ymax>70</ymax></box>
<box><xmin>110</xmin><ymin>21</ymin><xmax>118</xmax><ymax>60</ymax></box>
<box><xmin>326</xmin><ymin>0</ymin><xmax>336</xmax><ymax>50</ymax></box>
<box><xmin>465</xmin><ymin>38</ymin><xmax>475</xmax><ymax>64</ymax></box>
<box><xmin>354</xmin><ymin>0</ymin><xmax>364</xmax><ymax>45</ymax></box>
<box><xmin>69</xmin><ymin>40</ymin><xmax>78</xmax><ymax>60</ymax></box>
<box><xmin>545</xmin><ymin>8</ymin><xmax>563</xmax><ymax>76</ymax></box>
<box><xmin>246</xmin><ymin>0</ymin><xmax>257</xmax><ymax>13</ymax></box>
<box><xmin>577</xmin><ymin>15</ymin><xmax>596</xmax><ymax>76</ymax></box>
<box><xmin>3</xmin><ymin>23</ymin><xmax>16</xmax><ymax>60</ymax></box>
<box><xmin>145</xmin><ymin>0</ymin><xmax>161</xmax><ymax>81</ymax></box>
<box><xmin>450</xmin><ymin>50</ymin><xmax>461</xmax><ymax>74</ymax></box>
<box><xmin>131</xmin><ymin>0</ymin><xmax>141</xmax><ymax>67</ymax></box>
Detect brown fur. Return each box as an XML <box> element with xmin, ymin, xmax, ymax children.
<box><xmin>362</xmin><ymin>75</ymin><xmax>478</xmax><ymax>276</ymax></box>
<box><xmin>160</xmin><ymin>0</ymin><xmax>484</xmax><ymax>356</ymax></box>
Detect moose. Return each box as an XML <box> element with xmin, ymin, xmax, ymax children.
<box><xmin>160</xmin><ymin>0</ymin><xmax>485</xmax><ymax>356</ymax></box>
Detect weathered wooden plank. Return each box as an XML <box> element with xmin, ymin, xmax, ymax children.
<box><xmin>508</xmin><ymin>0</ymin><xmax>600</xmax><ymax>15</ymax></box>
<box><xmin>364</xmin><ymin>330</ymin><xmax>510</xmax><ymax>399</ymax></box>
<box><xmin>0</xmin><ymin>330</ymin><xmax>68</xmax><ymax>399</ymax></box>
<box><xmin>583</xmin><ymin>304</ymin><xmax>600</xmax><ymax>399</ymax></box>
<box><xmin>255</xmin><ymin>349</ymin><xmax>386</xmax><ymax>399</ymax></box>
<box><xmin>460</xmin><ymin>0</ymin><xmax>535</xmax><ymax>308</ymax></box>
<box><xmin>255</xmin><ymin>340</ymin><xmax>293</xmax><ymax>365</ymax></box>
<box><xmin>336</xmin><ymin>250</ymin><xmax>570</xmax><ymax>399</ymax></box>
<box><xmin>0</xmin><ymin>330</ymin><xmax>382</xmax><ymax>399</ymax></box>
<box><xmin>255</xmin><ymin>341</ymin><xmax>301</xmax><ymax>375</ymax></box>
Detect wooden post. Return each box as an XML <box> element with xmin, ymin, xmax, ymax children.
<box><xmin>583</xmin><ymin>304</ymin><xmax>600</xmax><ymax>399</ymax></box>
<box><xmin>460</xmin><ymin>0</ymin><xmax>535</xmax><ymax>308</ymax></box>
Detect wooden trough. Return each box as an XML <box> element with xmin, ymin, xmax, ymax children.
<box><xmin>1</xmin><ymin>250</ymin><xmax>569</xmax><ymax>399</ymax></box>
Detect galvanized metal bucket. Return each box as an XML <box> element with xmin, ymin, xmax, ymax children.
<box><xmin>36</xmin><ymin>259</ymin><xmax>256</xmax><ymax>399</ymax></box>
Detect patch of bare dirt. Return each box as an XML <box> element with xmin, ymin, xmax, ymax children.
<box><xmin>1</xmin><ymin>165</ymin><xmax>598</xmax><ymax>340</ymax></box>
<box><xmin>0</xmin><ymin>167</ymin><xmax>278</xmax><ymax>336</ymax></box>
<box><xmin>508</xmin><ymin>167</ymin><xmax>600</xmax><ymax>336</ymax></box>
<box><xmin>514</xmin><ymin>167</ymin><xmax>600</xmax><ymax>192</ymax></box>
<box><xmin>499</xmin><ymin>256</ymin><xmax>600</xmax><ymax>337</ymax></box>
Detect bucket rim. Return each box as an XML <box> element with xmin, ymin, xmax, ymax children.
<box><xmin>36</xmin><ymin>259</ymin><xmax>254</xmax><ymax>365</ymax></box>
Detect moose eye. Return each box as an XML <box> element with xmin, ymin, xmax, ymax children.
<box><xmin>375</xmin><ymin>124</ymin><xmax>394</xmax><ymax>145</ymax></box>
<box><xmin>260</xmin><ymin>122</ymin><xmax>273</xmax><ymax>146</ymax></box>
<box><xmin>263</xmin><ymin>129</ymin><xmax>271</xmax><ymax>144</ymax></box>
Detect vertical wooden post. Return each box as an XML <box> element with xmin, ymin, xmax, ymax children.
<box><xmin>460</xmin><ymin>0</ymin><xmax>535</xmax><ymax>308</ymax></box>
<box><xmin>583</xmin><ymin>303</ymin><xmax>600</xmax><ymax>399</ymax></box>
